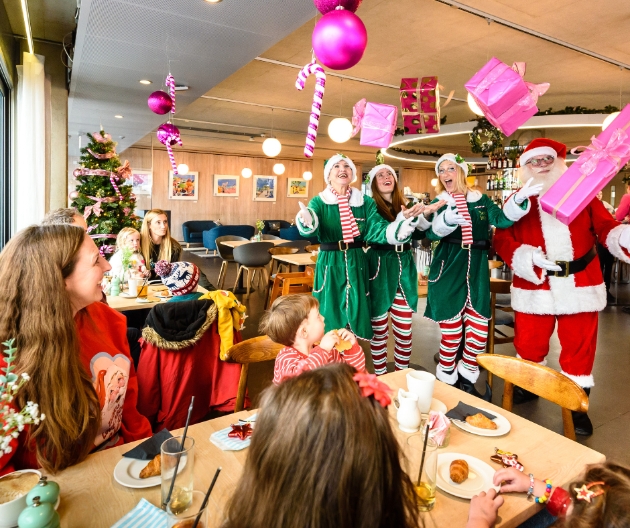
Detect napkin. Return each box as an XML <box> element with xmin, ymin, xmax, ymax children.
<box><xmin>111</xmin><ymin>498</ymin><xmax>166</xmax><ymax>528</ymax></box>
<box><xmin>428</xmin><ymin>411</ymin><xmax>450</xmax><ymax>446</ymax></box>
<box><xmin>210</xmin><ymin>414</ymin><xmax>257</xmax><ymax>451</ymax></box>
<box><xmin>446</xmin><ymin>402</ymin><xmax>496</xmax><ymax>422</ymax></box>
<box><xmin>122</xmin><ymin>429</ymin><xmax>172</xmax><ymax>460</ymax></box>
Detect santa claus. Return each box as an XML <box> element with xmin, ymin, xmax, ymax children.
<box><xmin>493</xmin><ymin>138</ymin><xmax>630</xmax><ymax>436</ymax></box>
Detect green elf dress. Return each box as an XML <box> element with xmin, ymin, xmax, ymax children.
<box><xmin>297</xmin><ymin>186</ymin><xmax>415</xmax><ymax>340</ymax></box>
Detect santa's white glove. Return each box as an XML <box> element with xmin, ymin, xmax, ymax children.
<box><xmin>396</xmin><ymin>217</ymin><xmax>416</xmax><ymax>241</ymax></box>
<box><xmin>515</xmin><ymin>177</ymin><xmax>544</xmax><ymax>205</ymax></box>
<box><xmin>298</xmin><ymin>201</ymin><xmax>313</xmax><ymax>228</ymax></box>
<box><xmin>532</xmin><ymin>247</ymin><xmax>562</xmax><ymax>271</ymax></box>
<box><xmin>444</xmin><ymin>207</ymin><xmax>470</xmax><ymax>226</ymax></box>
<box><xmin>620</xmin><ymin>227</ymin><xmax>630</xmax><ymax>249</ymax></box>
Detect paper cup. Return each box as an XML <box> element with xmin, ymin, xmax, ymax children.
<box><xmin>127</xmin><ymin>278</ymin><xmax>138</xmax><ymax>298</ymax></box>
<box><xmin>406</xmin><ymin>370</ymin><xmax>435</xmax><ymax>414</ymax></box>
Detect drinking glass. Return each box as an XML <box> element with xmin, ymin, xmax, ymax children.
<box><xmin>406</xmin><ymin>434</ymin><xmax>438</xmax><ymax>512</ymax></box>
<box><xmin>161</xmin><ymin>436</ymin><xmax>195</xmax><ymax>513</ymax></box>
<box><xmin>137</xmin><ymin>282</ymin><xmax>149</xmax><ymax>298</ymax></box>
<box><xmin>166</xmin><ymin>490</ymin><xmax>216</xmax><ymax>528</ymax></box>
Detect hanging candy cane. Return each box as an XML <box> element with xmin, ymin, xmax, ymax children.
<box><xmin>296</xmin><ymin>61</ymin><xmax>326</xmax><ymax>158</ymax></box>
<box><xmin>165</xmin><ymin>74</ymin><xmax>176</xmax><ymax>115</ymax></box>
<box><xmin>109</xmin><ymin>172</ymin><xmax>123</xmax><ymax>200</ymax></box>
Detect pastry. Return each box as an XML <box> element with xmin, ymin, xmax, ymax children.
<box><xmin>333</xmin><ymin>330</ymin><xmax>352</xmax><ymax>352</ymax></box>
<box><xmin>139</xmin><ymin>454</ymin><xmax>161</xmax><ymax>479</ymax></box>
<box><xmin>465</xmin><ymin>413</ymin><xmax>498</xmax><ymax>430</ymax></box>
<box><xmin>449</xmin><ymin>459</ymin><xmax>469</xmax><ymax>484</ymax></box>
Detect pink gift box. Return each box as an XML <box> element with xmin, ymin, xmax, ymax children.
<box><xmin>351</xmin><ymin>99</ymin><xmax>398</xmax><ymax>148</ymax></box>
<box><xmin>540</xmin><ymin>103</ymin><xmax>630</xmax><ymax>225</ymax></box>
<box><xmin>465</xmin><ymin>58</ymin><xmax>549</xmax><ymax>136</ymax></box>
<box><xmin>399</xmin><ymin>77</ymin><xmax>440</xmax><ymax>135</ymax></box>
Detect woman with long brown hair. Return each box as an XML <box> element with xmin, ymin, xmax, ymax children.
<box><xmin>0</xmin><ymin>225</ymin><xmax>151</xmax><ymax>474</ymax></box>
<box><xmin>140</xmin><ymin>209</ymin><xmax>182</xmax><ymax>280</ymax></box>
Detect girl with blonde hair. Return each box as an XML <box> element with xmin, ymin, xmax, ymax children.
<box><xmin>140</xmin><ymin>209</ymin><xmax>182</xmax><ymax>280</ymax></box>
<box><xmin>109</xmin><ymin>227</ymin><xmax>147</xmax><ymax>279</ymax></box>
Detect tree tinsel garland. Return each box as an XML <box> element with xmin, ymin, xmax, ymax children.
<box><xmin>388</xmin><ymin>147</ymin><xmax>442</xmax><ymax>158</ymax></box>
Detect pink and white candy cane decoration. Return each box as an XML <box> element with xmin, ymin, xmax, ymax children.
<box><xmin>295</xmin><ymin>61</ymin><xmax>326</xmax><ymax>158</ymax></box>
<box><xmin>165</xmin><ymin>74</ymin><xmax>176</xmax><ymax>114</ymax></box>
<box><xmin>157</xmin><ymin>123</ymin><xmax>183</xmax><ymax>174</ymax></box>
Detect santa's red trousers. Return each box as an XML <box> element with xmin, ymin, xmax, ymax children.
<box><xmin>514</xmin><ymin>311</ymin><xmax>598</xmax><ymax>387</ymax></box>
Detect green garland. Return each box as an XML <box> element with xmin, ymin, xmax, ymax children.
<box><xmin>389</xmin><ymin>147</ymin><xmax>442</xmax><ymax>158</ymax></box>
<box><xmin>535</xmin><ymin>105</ymin><xmax>619</xmax><ymax>116</ymax></box>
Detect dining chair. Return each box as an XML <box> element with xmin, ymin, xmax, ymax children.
<box><xmin>268</xmin><ymin>246</ymin><xmax>299</xmax><ymax>276</ymax></box>
<box><xmin>223</xmin><ymin>335</ymin><xmax>284</xmax><ymax>412</ymax></box>
<box><xmin>476</xmin><ymin>354</ymin><xmax>589</xmax><ymax>440</ymax></box>
<box><xmin>305</xmin><ymin>244</ymin><xmax>320</xmax><ymax>253</ymax></box>
<box><xmin>266</xmin><ymin>267</ymin><xmax>314</xmax><ymax>308</ymax></box>
<box><xmin>233</xmin><ymin>242</ymin><xmax>274</xmax><ymax>299</ymax></box>
<box><xmin>485</xmin><ymin>278</ymin><xmax>514</xmax><ymax>389</ymax></box>
<box><xmin>216</xmin><ymin>235</ymin><xmax>247</xmax><ymax>289</ymax></box>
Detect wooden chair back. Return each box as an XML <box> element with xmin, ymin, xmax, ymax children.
<box><xmin>305</xmin><ymin>244</ymin><xmax>320</xmax><ymax>253</ymax></box>
<box><xmin>476</xmin><ymin>353</ymin><xmax>589</xmax><ymax>440</ymax></box>
<box><xmin>267</xmin><ymin>268</ymin><xmax>314</xmax><ymax>308</ymax></box>
<box><xmin>269</xmin><ymin>247</ymin><xmax>299</xmax><ymax>256</ymax></box>
<box><xmin>224</xmin><ymin>336</ymin><xmax>283</xmax><ymax>412</ymax></box>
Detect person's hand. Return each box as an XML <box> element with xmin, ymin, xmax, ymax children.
<box><xmin>396</xmin><ymin>217</ymin><xmax>416</xmax><ymax>241</ymax></box>
<box><xmin>298</xmin><ymin>202</ymin><xmax>313</xmax><ymax>228</ymax></box>
<box><xmin>401</xmin><ymin>203</ymin><xmax>425</xmax><ymax>219</ymax></box>
<box><xmin>532</xmin><ymin>247</ymin><xmax>562</xmax><ymax>271</ymax></box>
<box><xmin>336</xmin><ymin>328</ymin><xmax>357</xmax><ymax>346</ymax></box>
<box><xmin>444</xmin><ymin>207</ymin><xmax>470</xmax><ymax>226</ymax></box>
<box><xmin>319</xmin><ymin>331</ymin><xmax>339</xmax><ymax>352</ymax></box>
<box><xmin>493</xmin><ymin>468</ymin><xmax>531</xmax><ymax>493</ymax></box>
<box><xmin>515</xmin><ymin>177</ymin><xmax>544</xmax><ymax>205</ymax></box>
<box><xmin>423</xmin><ymin>200</ymin><xmax>447</xmax><ymax>217</ymax></box>
<box><xmin>466</xmin><ymin>488</ymin><xmax>504</xmax><ymax>528</ymax></box>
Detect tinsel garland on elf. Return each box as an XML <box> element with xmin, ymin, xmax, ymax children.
<box><xmin>71</xmin><ymin>131</ymin><xmax>140</xmax><ymax>255</ymax></box>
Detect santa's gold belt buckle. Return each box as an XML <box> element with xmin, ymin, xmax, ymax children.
<box><xmin>395</xmin><ymin>244</ymin><xmax>404</xmax><ymax>253</ymax></box>
<box><xmin>553</xmin><ymin>260</ymin><xmax>570</xmax><ymax>278</ymax></box>
<box><xmin>338</xmin><ymin>241</ymin><xmax>349</xmax><ymax>251</ymax></box>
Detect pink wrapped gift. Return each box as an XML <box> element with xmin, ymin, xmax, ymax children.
<box><xmin>427</xmin><ymin>411</ymin><xmax>450</xmax><ymax>447</ymax></box>
<box><xmin>465</xmin><ymin>58</ymin><xmax>549</xmax><ymax>136</ymax></box>
<box><xmin>399</xmin><ymin>77</ymin><xmax>440</xmax><ymax>135</ymax></box>
<box><xmin>540</xmin><ymin>104</ymin><xmax>630</xmax><ymax>225</ymax></box>
<box><xmin>351</xmin><ymin>98</ymin><xmax>398</xmax><ymax>148</ymax></box>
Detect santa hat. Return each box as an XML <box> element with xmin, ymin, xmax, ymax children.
<box><xmin>366</xmin><ymin>164</ymin><xmax>398</xmax><ymax>187</ymax></box>
<box><xmin>519</xmin><ymin>138</ymin><xmax>567</xmax><ymax>166</ymax></box>
<box><xmin>435</xmin><ymin>153</ymin><xmax>469</xmax><ymax>177</ymax></box>
<box><xmin>155</xmin><ymin>260</ymin><xmax>200</xmax><ymax>296</ymax></box>
<box><xmin>324</xmin><ymin>154</ymin><xmax>358</xmax><ymax>185</ymax></box>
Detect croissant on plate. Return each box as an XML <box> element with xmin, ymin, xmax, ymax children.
<box><xmin>139</xmin><ymin>454</ymin><xmax>161</xmax><ymax>479</ymax></box>
<box><xmin>450</xmin><ymin>459</ymin><xmax>469</xmax><ymax>484</ymax></box>
<box><xmin>465</xmin><ymin>412</ymin><xmax>498</xmax><ymax>430</ymax></box>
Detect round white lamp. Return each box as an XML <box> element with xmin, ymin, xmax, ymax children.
<box><xmin>177</xmin><ymin>163</ymin><xmax>189</xmax><ymax>174</ymax></box>
<box><xmin>302</xmin><ymin>171</ymin><xmax>313</xmax><ymax>181</ymax></box>
<box><xmin>241</xmin><ymin>167</ymin><xmax>253</xmax><ymax>178</ymax></box>
<box><xmin>430</xmin><ymin>177</ymin><xmax>439</xmax><ymax>187</ymax></box>
<box><xmin>273</xmin><ymin>163</ymin><xmax>286</xmax><ymax>175</ymax></box>
<box><xmin>262</xmin><ymin>137</ymin><xmax>282</xmax><ymax>157</ymax></box>
<box><xmin>467</xmin><ymin>93</ymin><xmax>484</xmax><ymax>116</ymax></box>
<box><xmin>602</xmin><ymin>111</ymin><xmax>621</xmax><ymax>130</ymax></box>
<box><xmin>328</xmin><ymin>117</ymin><xmax>353</xmax><ymax>143</ymax></box>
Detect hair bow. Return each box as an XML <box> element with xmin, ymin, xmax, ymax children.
<box><xmin>351</xmin><ymin>98</ymin><xmax>367</xmax><ymax>137</ymax></box>
<box><xmin>353</xmin><ymin>372</ymin><xmax>392</xmax><ymax>407</ymax></box>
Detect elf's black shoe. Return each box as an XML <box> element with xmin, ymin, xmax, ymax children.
<box><xmin>457</xmin><ymin>374</ymin><xmax>492</xmax><ymax>402</ymax></box>
<box><xmin>572</xmin><ymin>387</ymin><xmax>593</xmax><ymax>436</ymax></box>
<box><xmin>512</xmin><ymin>386</ymin><xmax>539</xmax><ymax>404</ymax></box>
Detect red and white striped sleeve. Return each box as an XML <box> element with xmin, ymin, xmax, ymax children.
<box><xmin>273</xmin><ymin>345</ymin><xmax>333</xmax><ymax>384</ymax></box>
<box><xmin>335</xmin><ymin>342</ymin><xmax>366</xmax><ymax>372</ymax></box>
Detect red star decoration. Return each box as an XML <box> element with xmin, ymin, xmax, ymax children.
<box><xmin>228</xmin><ymin>422</ymin><xmax>253</xmax><ymax>440</ymax></box>
<box><xmin>574</xmin><ymin>484</ymin><xmax>595</xmax><ymax>502</ymax></box>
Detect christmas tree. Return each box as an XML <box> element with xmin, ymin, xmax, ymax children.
<box><xmin>71</xmin><ymin>131</ymin><xmax>140</xmax><ymax>255</ymax></box>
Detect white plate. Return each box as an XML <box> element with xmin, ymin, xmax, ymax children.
<box><xmin>118</xmin><ymin>292</ymin><xmax>137</xmax><ymax>298</ymax></box>
<box><xmin>113</xmin><ymin>455</ymin><xmax>188</xmax><ymax>489</ymax></box>
<box><xmin>450</xmin><ymin>407</ymin><xmax>511</xmax><ymax>437</ymax></box>
<box><xmin>430</xmin><ymin>398</ymin><xmax>447</xmax><ymax>414</ymax></box>
<box><xmin>436</xmin><ymin>453</ymin><xmax>500</xmax><ymax>500</ymax></box>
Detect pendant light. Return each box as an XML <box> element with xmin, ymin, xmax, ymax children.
<box><xmin>273</xmin><ymin>163</ymin><xmax>286</xmax><ymax>175</ymax></box>
<box><xmin>241</xmin><ymin>167</ymin><xmax>253</xmax><ymax>178</ymax></box>
<box><xmin>177</xmin><ymin>163</ymin><xmax>189</xmax><ymax>175</ymax></box>
<box><xmin>328</xmin><ymin>78</ymin><xmax>353</xmax><ymax>143</ymax></box>
<box><xmin>303</xmin><ymin>171</ymin><xmax>313</xmax><ymax>181</ymax></box>
<box><xmin>467</xmin><ymin>93</ymin><xmax>484</xmax><ymax>116</ymax></box>
<box><xmin>263</xmin><ymin>108</ymin><xmax>282</xmax><ymax>157</ymax></box>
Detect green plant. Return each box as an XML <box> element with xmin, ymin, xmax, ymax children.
<box><xmin>469</xmin><ymin>118</ymin><xmax>504</xmax><ymax>155</ymax></box>
<box><xmin>256</xmin><ymin>219</ymin><xmax>265</xmax><ymax>232</ymax></box>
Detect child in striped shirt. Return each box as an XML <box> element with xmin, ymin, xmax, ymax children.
<box><xmin>260</xmin><ymin>294</ymin><xmax>366</xmax><ymax>385</ymax></box>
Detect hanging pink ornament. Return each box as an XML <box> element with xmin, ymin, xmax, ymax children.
<box><xmin>148</xmin><ymin>91</ymin><xmax>173</xmax><ymax>115</ymax></box>
<box><xmin>312</xmin><ymin>9</ymin><xmax>367</xmax><ymax>70</ymax></box>
<box><xmin>73</xmin><ymin>168</ymin><xmax>83</xmax><ymax>178</ymax></box>
<box><xmin>157</xmin><ymin>123</ymin><xmax>183</xmax><ymax>174</ymax></box>
<box><xmin>69</xmin><ymin>190</ymin><xmax>79</xmax><ymax>200</ymax></box>
<box><xmin>313</xmin><ymin>0</ymin><xmax>362</xmax><ymax>14</ymax></box>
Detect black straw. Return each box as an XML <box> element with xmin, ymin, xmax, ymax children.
<box><xmin>163</xmin><ymin>396</ymin><xmax>195</xmax><ymax>510</ymax></box>
<box><xmin>192</xmin><ymin>467</ymin><xmax>222</xmax><ymax>528</ymax></box>
<box><xmin>417</xmin><ymin>423</ymin><xmax>430</xmax><ymax>486</ymax></box>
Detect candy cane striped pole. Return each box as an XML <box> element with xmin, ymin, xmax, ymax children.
<box><xmin>296</xmin><ymin>62</ymin><xmax>326</xmax><ymax>158</ymax></box>
<box><xmin>165</xmin><ymin>74</ymin><xmax>176</xmax><ymax>115</ymax></box>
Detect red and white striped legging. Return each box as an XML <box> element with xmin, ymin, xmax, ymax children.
<box><xmin>438</xmin><ymin>304</ymin><xmax>488</xmax><ymax>382</ymax></box>
<box><xmin>370</xmin><ymin>290</ymin><xmax>413</xmax><ymax>375</ymax></box>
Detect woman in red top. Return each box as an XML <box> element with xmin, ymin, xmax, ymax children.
<box><xmin>0</xmin><ymin>225</ymin><xmax>151</xmax><ymax>474</ymax></box>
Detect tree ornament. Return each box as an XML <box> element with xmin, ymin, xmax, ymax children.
<box><xmin>130</xmin><ymin>193</ymin><xmax>136</xmax><ymax>200</ymax></box>
<box><xmin>69</xmin><ymin>190</ymin><xmax>79</xmax><ymax>200</ymax></box>
<box><xmin>313</xmin><ymin>0</ymin><xmax>362</xmax><ymax>14</ymax></box>
<box><xmin>312</xmin><ymin>8</ymin><xmax>367</xmax><ymax>70</ymax></box>
<box><xmin>73</xmin><ymin>168</ymin><xmax>83</xmax><ymax>178</ymax></box>
<box><xmin>157</xmin><ymin>122</ymin><xmax>183</xmax><ymax>174</ymax></box>
<box><xmin>148</xmin><ymin>90</ymin><xmax>173</xmax><ymax>115</ymax></box>
<box><xmin>295</xmin><ymin>61</ymin><xmax>327</xmax><ymax>158</ymax></box>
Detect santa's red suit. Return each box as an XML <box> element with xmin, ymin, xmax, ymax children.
<box><xmin>494</xmin><ymin>139</ymin><xmax>630</xmax><ymax>393</ymax></box>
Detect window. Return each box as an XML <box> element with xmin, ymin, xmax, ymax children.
<box><xmin>0</xmin><ymin>69</ymin><xmax>9</xmax><ymax>249</ymax></box>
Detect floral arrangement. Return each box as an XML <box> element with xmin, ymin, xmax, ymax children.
<box><xmin>1</xmin><ymin>339</ymin><xmax>44</xmax><ymax>455</ymax></box>
<box><xmin>255</xmin><ymin>219</ymin><xmax>265</xmax><ymax>233</ymax></box>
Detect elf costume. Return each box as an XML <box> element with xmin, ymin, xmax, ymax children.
<box><xmin>296</xmin><ymin>155</ymin><xmax>417</xmax><ymax>340</ymax></box>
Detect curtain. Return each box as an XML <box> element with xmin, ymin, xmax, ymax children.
<box><xmin>15</xmin><ymin>52</ymin><xmax>46</xmax><ymax>233</ymax></box>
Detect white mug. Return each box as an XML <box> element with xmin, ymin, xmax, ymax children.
<box><xmin>406</xmin><ymin>370</ymin><xmax>435</xmax><ymax>414</ymax></box>
<box><xmin>127</xmin><ymin>278</ymin><xmax>138</xmax><ymax>298</ymax></box>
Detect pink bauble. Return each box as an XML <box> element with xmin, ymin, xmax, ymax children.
<box><xmin>73</xmin><ymin>168</ymin><xmax>83</xmax><ymax>178</ymax></box>
<box><xmin>157</xmin><ymin>123</ymin><xmax>181</xmax><ymax>146</ymax></box>
<box><xmin>148</xmin><ymin>90</ymin><xmax>173</xmax><ymax>115</ymax></box>
<box><xmin>313</xmin><ymin>0</ymin><xmax>362</xmax><ymax>14</ymax></box>
<box><xmin>312</xmin><ymin>10</ymin><xmax>367</xmax><ymax>70</ymax></box>
<box><xmin>69</xmin><ymin>191</ymin><xmax>79</xmax><ymax>200</ymax></box>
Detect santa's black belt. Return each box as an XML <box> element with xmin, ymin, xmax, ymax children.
<box><xmin>443</xmin><ymin>237</ymin><xmax>491</xmax><ymax>250</ymax></box>
<box><xmin>319</xmin><ymin>241</ymin><xmax>367</xmax><ymax>251</ymax></box>
<box><xmin>548</xmin><ymin>246</ymin><xmax>597</xmax><ymax>278</ymax></box>
<box><xmin>370</xmin><ymin>243</ymin><xmax>412</xmax><ymax>252</ymax></box>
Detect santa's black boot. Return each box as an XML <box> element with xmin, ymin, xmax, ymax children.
<box><xmin>457</xmin><ymin>373</ymin><xmax>492</xmax><ymax>402</ymax></box>
<box><xmin>572</xmin><ymin>387</ymin><xmax>593</xmax><ymax>436</ymax></box>
<box><xmin>512</xmin><ymin>385</ymin><xmax>539</xmax><ymax>404</ymax></box>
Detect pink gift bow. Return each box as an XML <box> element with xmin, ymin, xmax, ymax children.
<box><xmin>570</xmin><ymin>128</ymin><xmax>630</xmax><ymax>177</ymax></box>
<box><xmin>84</xmin><ymin>196</ymin><xmax>115</xmax><ymax>219</ymax></box>
<box><xmin>93</xmin><ymin>132</ymin><xmax>112</xmax><ymax>144</ymax></box>
<box><xmin>351</xmin><ymin>99</ymin><xmax>397</xmax><ymax>138</ymax></box>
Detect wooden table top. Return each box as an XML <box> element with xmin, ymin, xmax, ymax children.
<box><xmin>107</xmin><ymin>286</ymin><xmax>208</xmax><ymax>312</ymax></box>
<box><xmin>271</xmin><ymin>253</ymin><xmax>316</xmax><ymax>266</ymax></box>
<box><xmin>51</xmin><ymin>369</ymin><xmax>604</xmax><ymax>527</ymax></box>
<box><xmin>221</xmin><ymin>239</ymin><xmax>289</xmax><ymax>248</ymax></box>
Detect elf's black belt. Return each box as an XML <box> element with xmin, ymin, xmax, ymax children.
<box><xmin>548</xmin><ymin>246</ymin><xmax>597</xmax><ymax>278</ymax></box>
<box><xmin>370</xmin><ymin>243</ymin><xmax>412</xmax><ymax>253</ymax></box>
<box><xmin>319</xmin><ymin>241</ymin><xmax>367</xmax><ymax>251</ymax></box>
<box><xmin>443</xmin><ymin>237</ymin><xmax>491</xmax><ymax>250</ymax></box>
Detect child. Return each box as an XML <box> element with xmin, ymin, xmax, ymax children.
<box><xmin>109</xmin><ymin>227</ymin><xmax>147</xmax><ymax>278</ymax></box>
<box><xmin>259</xmin><ymin>294</ymin><xmax>366</xmax><ymax>384</ymax></box>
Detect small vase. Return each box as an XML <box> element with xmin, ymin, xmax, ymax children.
<box><xmin>256</xmin><ymin>232</ymin><xmax>262</xmax><ymax>241</ymax></box>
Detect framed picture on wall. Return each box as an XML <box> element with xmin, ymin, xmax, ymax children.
<box><xmin>213</xmin><ymin>175</ymin><xmax>240</xmax><ymax>197</ymax></box>
<box><xmin>287</xmin><ymin>178</ymin><xmax>309</xmax><ymax>198</ymax></box>
<box><xmin>253</xmin><ymin>175</ymin><xmax>277</xmax><ymax>202</ymax></box>
<box><xmin>131</xmin><ymin>170</ymin><xmax>152</xmax><ymax>195</ymax></box>
<box><xmin>169</xmin><ymin>171</ymin><xmax>199</xmax><ymax>201</ymax></box>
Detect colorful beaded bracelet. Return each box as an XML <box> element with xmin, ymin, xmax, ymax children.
<box><xmin>536</xmin><ymin>479</ymin><xmax>553</xmax><ymax>504</ymax></box>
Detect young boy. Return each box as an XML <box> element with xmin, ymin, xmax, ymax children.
<box><xmin>260</xmin><ymin>295</ymin><xmax>366</xmax><ymax>385</ymax></box>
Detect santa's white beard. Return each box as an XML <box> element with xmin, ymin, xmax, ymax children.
<box><xmin>518</xmin><ymin>161</ymin><xmax>567</xmax><ymax>195</ymax></box>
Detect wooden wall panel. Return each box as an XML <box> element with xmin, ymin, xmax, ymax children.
<box><xmin>399</xmin><ymin>168</ymin><xmax>438</xmax><ymax>199</ymax></box>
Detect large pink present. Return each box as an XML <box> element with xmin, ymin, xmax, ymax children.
<box><xmin>465</xmin><ymin>58</ymin><xmax>549</xmax><ymax>136</ymax></box>
<box><xmin>399</xmin><ymin>77</ymin><xmax>440</xmax><ymax>135</ymax></box>
<box><xmin>351</xmin><ymin>98</ymin><xmax>398</xmax><ymax>148</ymax></box>
<box><xmin>540</xmin><ymin>104</ymin><xmax>630</xmax><ymax>225</ymax></box>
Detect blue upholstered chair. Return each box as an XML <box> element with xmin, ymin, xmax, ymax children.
<box><xmin>182</xmin><ymin>220</ymin><xmax>217</xmax><ymax>246</ymax></box>
<box><xmin>279</xmin><ymin>225</ymin><xmax>318</xmax><ymax>244</ymax></box>
<box><xmin>262</xmin><ymin>220</ymin><xmax>291</xmax><ymax>237</ymax></box>
<box><xmin>203</xmin><ymin>225</ymin><xmax>256</xmax><ymax>254</ymax></box>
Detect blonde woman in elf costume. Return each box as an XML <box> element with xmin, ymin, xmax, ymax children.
<box><xmin>366</xmin><ymin>164</ymin><xmax>445</xmax><ymax>374</ymax></box>
<box><xmin>296</xmin><ymin>154</ymin><xmax>425</xmax><ymax>341</ymax></box>
<box><xmin>426</xmin><ymin>154</ymin><xmax>542</xmax><ymax>399</ymax></box>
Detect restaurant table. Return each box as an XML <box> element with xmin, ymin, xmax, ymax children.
<box><xmin>52</xmin><ymin>369</ymin><xmax>604</xmax><ymax>527</ymax></box>
<box><xmin>221</xmin><ymin>238</ymin><xmax>289</xmax><ymax>248</ymax></box>
<box><xmin>271</xmin><ymin>252</ymin><xmax>316</xmax><ymax>271</ymax></box>
<box><xmin>107</xmin><ymin>285</ymin><xmax>209</xmax><ymax>312</ymax></box>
